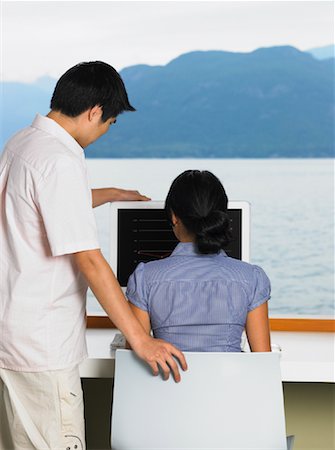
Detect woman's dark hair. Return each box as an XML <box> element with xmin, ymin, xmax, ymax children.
<box><xmin>165</xmin><ymin>170</ymin><xmax>232</xmax><ymax>254</ymax></box>
<box><xmin>50</xmin><ymin>61</ymin><xmax>135</xmax><ymax>122</ymax></box>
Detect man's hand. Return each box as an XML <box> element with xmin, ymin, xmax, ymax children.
<box><xmin>112</xmin><ymin>188</ymin><xmax>151</xmax><ymax>202</ymax></box>
<box><xmin>92</xmin><ymin>187</ymin><xmax>150</xmax><ymax>207</ymax></box>
<box><xmin>132</xmin><ymin>335</ymin><xmax>188</xmax><ymax>383</ymax></box>
<box><xmin>73</xmin><ymin>249</ymin><xmax>187</xmax><ymax>382</ymax></box>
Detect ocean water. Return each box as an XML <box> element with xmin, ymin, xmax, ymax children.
<box><xmin>86</xmin><ymin>158</ymin><xmax>334</xmax><ymax>317</ymax></box>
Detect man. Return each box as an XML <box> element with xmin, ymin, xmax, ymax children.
<box><xmin>0</xmin><ymin>61</ymin><xmax>187</xmax><ymax>449</ymax></box>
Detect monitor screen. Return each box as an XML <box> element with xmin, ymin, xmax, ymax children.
<box><xmin>110</xmin><ymin>201</ymin><xmax>250</xmax><ymax>288</ymax></box>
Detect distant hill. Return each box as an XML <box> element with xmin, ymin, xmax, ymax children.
<box><xmin>0</xmin><ymin>77</ymin><xmax>56</xmax><ymax>146</ymax></box>
<box><xmin>1</xmin><ymin>46</ymin><xmax>334</xmax><ymax>158</ymax></box>
<box><xmin>307</xmin><ymin>44</ymin><xmax>335</xmax><ymax>60</ymax></box>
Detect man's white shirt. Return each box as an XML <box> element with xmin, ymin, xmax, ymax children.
<box><xmin>0</xmin><ymin>114</ymin><xmax>100</xmax><ymax>371</ymax></box>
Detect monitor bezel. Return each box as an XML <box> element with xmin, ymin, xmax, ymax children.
<box><xmin>109</xmin><ymin>200</ymin><xmax>250</xmax><ymax>287</ymax></box>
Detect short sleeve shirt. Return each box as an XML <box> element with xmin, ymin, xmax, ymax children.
<box><xmin>126</xmin><ymin>242</ymin><xmax>270</xmax><ymax>352</ymax></box>
<box><xmin>0</xmin><ymin>114</ymin><xmax>100</xmax><ymax>371</ymax></box>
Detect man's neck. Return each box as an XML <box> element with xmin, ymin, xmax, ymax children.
<box><xmin>47</xmin><ymin>111</ymin><xmax>82</xmax><ymax>145</ymax></box>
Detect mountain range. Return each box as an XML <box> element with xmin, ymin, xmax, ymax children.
<box><xmin>1</xmin><ymin>45</ymin><xmax>334</xmax><ymax>158</ymax></box>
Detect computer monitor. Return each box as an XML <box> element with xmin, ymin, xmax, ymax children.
<box><xmin>110</xmin><ymin>201</ymin><xmax>250</xmax><ymax>289</ymax></box>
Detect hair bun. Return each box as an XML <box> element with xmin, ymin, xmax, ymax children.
<box><xmin>165</xmin><ymin>170</ymin><xmax>231</xmax><ymax>254</ymax></box>
<box><xmin>192</xmin><ymin>210</ymin><xmax>232</xmax><ymax>254</ymax></box>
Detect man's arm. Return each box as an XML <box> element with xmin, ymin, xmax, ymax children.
<box><xmin>126</xmin><ymin>303</ymin><xmax>151</xmax><ymax>349</ymax></box>
<box><xmin>245</xmin><ymin>302</ymin><xmax>271</xmax><ymax>352</ymax></box>
<box><xmin>129</xmin><ymin>303</ymin><xmax>152</xmax><ymax>334</ymax></box>
<box><xmin>73</xmin><ymin>249</ymin><xmax>187</xmax><ymax>381</ymax></box>
<box><xmin>91</xmin><ymin>188</ymin><xmax>150</xmax><ymax>208</ymax></box>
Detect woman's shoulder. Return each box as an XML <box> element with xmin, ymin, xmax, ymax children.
<box><xmin>133</xmin><ymin>251</ymin><xmax>270</xmax><ymax>287</ymax></box>
<box><xmin>219</xmin><ymin>254</ymin><xmax>270</xmax><ymax>281</ymax></box>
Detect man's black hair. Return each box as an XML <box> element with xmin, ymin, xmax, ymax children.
<box><xmin>50</xmin><ymin>61</ymin><xmax>135</xmax><ymax>121</ymax></box>
<box><xmin>165</xmin><ymin>170</ymin><xmax>232</xmax><ymax>254</ymax></box>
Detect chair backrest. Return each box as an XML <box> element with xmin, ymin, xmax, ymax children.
<box><xmin>111</xmin><ymin>350</ymin><xmax>288</xmax><ymax>450</ymax></box>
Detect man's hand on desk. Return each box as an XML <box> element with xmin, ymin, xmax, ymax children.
<box><xmin>92</xmin><ymin>187</ymin><xmax>150</xmax><ymax>207</ymax></box>
<box><xmin>131</xmin><ymin>335</ymin><xmax>188</xmax><ymax>383</ymax></box>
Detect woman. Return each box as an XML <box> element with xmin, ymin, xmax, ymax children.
<box><xmin>126</xmin><ymin>170</ymin><xmax>271</xmax><ymax>352</ymax></box>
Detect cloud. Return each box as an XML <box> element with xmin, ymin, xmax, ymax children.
<box><xmin>2</xmin><ymin>0</ymin><xmax>334</xmax><ymax>82</ymax></box>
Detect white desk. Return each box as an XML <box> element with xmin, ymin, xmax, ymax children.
<box><xmin>80</xmin><ymin>329</ymin><xmax>335</xmax><ymax>382</ymax></box>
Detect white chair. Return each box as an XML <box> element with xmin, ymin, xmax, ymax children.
<box><xmin>111</xmin><ymin>350</ymin><xmax>294</xmax><ymax>450</ymax></box>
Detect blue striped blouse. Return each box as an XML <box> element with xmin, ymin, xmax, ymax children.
<box><xmin>126</xmin><ymin>242</ymin><xmax>271</xmax><ymax>352</ymax></box>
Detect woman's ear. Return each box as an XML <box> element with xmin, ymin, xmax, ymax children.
<box><xmin>171</xmin><ymin>211</ymin><xmax>178</xmax><ymax>227</ymax></box>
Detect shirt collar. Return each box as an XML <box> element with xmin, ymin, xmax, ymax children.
<box><xmin>31</xmin><ymin>114</ymin><xmax>84</xmax><ymax>159</ymax></box>
<box><xmin>171</xmin><ymin>242</ymin><xmax>227</xmax><ymax>257</ymax></box>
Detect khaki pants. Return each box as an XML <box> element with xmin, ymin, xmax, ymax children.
<box><xmin>0</xmin><ymin>366</ymin><xmax>85</xmax><ymax>450</ymax></box>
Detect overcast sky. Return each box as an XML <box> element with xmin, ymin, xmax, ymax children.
<box><xmin>1</xmin><ymin>0</ymin><xmax>334</xmax><ymax>82</ymax></box>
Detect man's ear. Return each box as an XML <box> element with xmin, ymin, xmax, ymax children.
<box><xmin>88</xmin><ymin>105</ymin><xmax>103</xmax><ymax>122</ymax></box>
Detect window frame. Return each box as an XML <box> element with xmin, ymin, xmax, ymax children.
<box><xmin>86</xmin><ymin>316</ymin><xmax>335</xmax><ymax>332</ymax></box>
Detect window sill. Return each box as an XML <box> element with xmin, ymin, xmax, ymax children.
<box><xmin>86</xmin><ymin>316</ymin><xmax>335</xmax><ymax>332</ymax></box>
